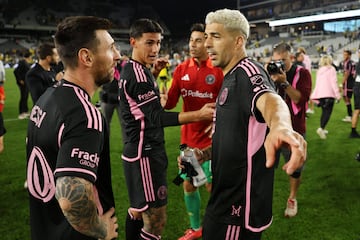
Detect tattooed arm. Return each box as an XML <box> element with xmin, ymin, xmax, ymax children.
<box><xmin>55</xmin><ymin>176</ymin><xmax>118</xmax><ymax>240</ymax></box>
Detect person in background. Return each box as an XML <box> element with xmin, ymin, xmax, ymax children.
<box><xmin>341</xmin><ymin>50</ymin><xmax>356</xmax><ymax>122</ymax></box>
<box><xmin>25</xmin><ymin>42</ymin><xmax>60</xmax><ymax>105</ymax></box>
<box><xmin>294</xmin><ymin>51</ymin><xmax>305</xmax><ymax>68</ymax></box>
<box><xmin>270</xmin><ymin>42</ymin><xmax>311</xmax><ymax>218</ymax></box>
<box><xmin>298</xmin><ymin>47</ymin><xmax>314</xmax><ymax>115</ymax></box>
<box><xmin>0</xmin><ymin>56</ymin><xmax>5</xmax><ymax>153</ymax></box>
<box><xmin>26</xmin><ymin>16</ymin><xmax>120</xmax><ymax>240</ymax></box>
<box><xmin>349</xmin><ymin>49</ymin><xmax>360</xmax><ymax>138</ymax></box>
<box><xmin>310</xmin><ymin>55</ymin><xmax>341</xmax><ymax>139</ymax></box>
<box><xmin>118</xmin><ymin>18</ymin><xmax>215</xmax><ymax>240</ymax></box>
<box><xmin>199</xmin><ymin>9</ymin><xmax>307</xmax><ymax>240</ymax></box>
<box><xmin>162</xmin><ymin>23</ymin><xmax>223</xmax><ymax>240</ymax></box>
<box><xmin>270</xmin><ymin>43</ymin><xmax>312</xmax><ymax>217</ymax></box>
<box><xmin>13</xmin><ymin>50</ymin><xmax>32</xmax><ymax>119</ymax></box>
<box><xmin>99</xmin><ymin>62</ymin><xmax>121</xmax><ymax>134</ymax></box>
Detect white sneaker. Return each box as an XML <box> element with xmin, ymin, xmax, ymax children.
<box><xmin>323</xmin><ymin>129</ymin><xmax>328</xmax><ymax>134</ymax></box>
<box><xmin>316</xmin><ymin>128</ymin><xmax>326</xmax><ymax>139</ymax></box>
<box><xmin>306</xmin><ymin>108</ymin><xmax>314</xmax><ymax>114</ymax></box>
<box><xmin>342</xmin><ymin>116</ymin><xmax>352</xmax><ymax>122</ymax></box>
<box><xmin>284</xmin><ymin>198</ymin><xmax>298</xmax><ymax>218</ymax></box>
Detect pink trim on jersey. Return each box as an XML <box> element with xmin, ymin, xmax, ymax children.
<box><xmin>245</xmin><ymin>116</ymin><xmax>272</xmax><ymax>232</ymax></box>
<box><xmin>93</xmin><ymin>185</ymin><xmax>103</xmax><ymax>215</ymax></box>
<box><xmin>54</xmin><ymin>167</ymin><xmax>97</xmax><ymax>181</ymax></box>
<box><xmin>137</xmin><ymin>96</ymin><xmax>158</xmax><ymax>108</ymax></box>
<box><xmin>27</xmin><ymin>146</ymin><xmax>56</xmax><ymax>203</ymax></box>
<box><xmin>225</xmin><ymin>225</ymin><xmax>240</xmax><ymax>240</ymax></box>
<box><xmin>63</xmin><ymin>83</ymin><xmax>103</xmax><ymax>132</ymax></box>
<box><xmin>140</xmin><ymin>157</ymin><xmax>155</xmax><ymax>202</ymax></box>
<box><xmin>121</xmin><ymin>80</ymin><xmax>145</xmax><ymax>161</ymax></box>
<box><xmin>133</xmin><ymin>61</ymin><xmax>147</xmax><ymax>83</ymax></box>
<box><xmin>58</xmin><ymin>123</ymin><xmax>65</xmax><ymax>148</ymax></box>
<box><xmin>241</xmin><ymin>59</ymin><xmax>261</xmax><ymax>75</ymax></box>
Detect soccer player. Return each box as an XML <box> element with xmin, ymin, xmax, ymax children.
<box><xmin>198</xmin><ymin>9</ymin><xmax>307</xmax><ymax>239</ymax></box>
<box><xmin>162</xmin><ymin>23</ymin><xmax>223</xmax><ymax>240</ymax></box>
<box><xmin>341</xmin><ymin>50</ymin><xmax>356</xmax><ymax>122</ymax></box>
<box><xmin>25</xmin><ymin>42</ymin><xmax>60</xmax><ymax>104</ymax></box>
<box><xmin>26</xmin><ymin>16</ymin><xmax>120</xmax><ymax>240</ymax></box>
<box><xmin>118</xmin><ymin>18</ymin><xmax>215</xmax><ymax>240</ymax></box>
<box><xmin>13</xmin><ymin>50</ymin><xmax>32</xmax><ymax>119</ymax></box>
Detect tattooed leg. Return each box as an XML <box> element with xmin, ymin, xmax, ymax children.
<box><xmin>141</xmin><ymin>205</ymin><xmax>167</xmax><ymax>237</ymax></box>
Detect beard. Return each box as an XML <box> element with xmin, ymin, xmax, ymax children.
<box><xmin>93</xmin><ymin>66</ymin><xmax>114</xmax><ymax>87</ymax></box>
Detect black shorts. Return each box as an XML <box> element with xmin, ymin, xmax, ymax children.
<box><xmin>353</xmin><ymin>82</ymin><xmax>360</xmax><ymax>110</ymax></box>
<box><xmin>203</xmin><ymin>215</ymin><xmax>262</xmax><ymax>240</ymax></box>
<box><xmin>122</xmin><ymin>148</ymin><xmax>168</xmax><ymax>212</ymax></box>
<box><xmin>343</xmin><ymin>81</ymin><xmax>354</xmax><ymax>99</ymax></box>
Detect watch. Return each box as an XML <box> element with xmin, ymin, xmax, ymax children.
<box><xmin>280</xmin><ymin>81</ymin><xmax>290</xmax><ymax>89</ymax></box>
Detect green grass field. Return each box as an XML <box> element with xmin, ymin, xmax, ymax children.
<box><xmin>0</xmin><ymin>68</ymin><xmax>359</xmax><ymax>240</ymax></box>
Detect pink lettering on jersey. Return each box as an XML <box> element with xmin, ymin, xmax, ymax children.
<box><xmin>71</xmin><ymin>148</ymin><xmax>99</xmax><ymax>168</ymax></box>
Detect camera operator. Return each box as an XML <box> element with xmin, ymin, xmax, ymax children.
<box><xmin>268</xmin><ymin>43</ymin><xmax>312</xmax><ymax>218</ymax></box>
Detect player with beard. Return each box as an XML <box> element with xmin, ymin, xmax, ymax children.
<box><xmin>162</xmin><ymin>23</ymin><xmax>223</xmax><ymax>240</ymax></box>
<box><xmin>25</xmin><ymin>42</ymin><xmax>60</xmax><ymax>104</ymax></box>
<box><xmin>26</xmin><ymin>16</ymin><xmax>120</xmax><ymax>240</ymax></box>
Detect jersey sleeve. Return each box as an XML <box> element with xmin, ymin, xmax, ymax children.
<box><xmin>237</xmin><ymin>65</ymin><xmax>276</xmax><ymax>123</ymax></box>
<box><xmin>54</xmin><ymin>110</ymin><xmax>104</xmax><ymax>184</ymax></box>
<box><xmin>121</xmin><ymin>63</ymin><xmax>179</xmax><ymax>127</ymax></box>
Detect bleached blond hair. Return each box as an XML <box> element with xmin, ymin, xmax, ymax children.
<box><xmin>205</xmin><ymin>8</ymin><xmax>249</xmax><ymax>39</ymax></box>
<box><xmin>319</xmin><ymin>55</ymin><xmax>333</xmax><ymax>67</ymax></box>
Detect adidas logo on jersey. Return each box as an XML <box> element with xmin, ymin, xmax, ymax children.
<box><xmin>181</xmin><ymin>74</ymin><xmax>190</xmax><ymax>81</ymax></box>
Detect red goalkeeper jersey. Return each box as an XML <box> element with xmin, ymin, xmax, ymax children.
<box><xmin>164</xmin><ymin>57</ymin><xmax>223</xmax><ymax>149</ymax></box>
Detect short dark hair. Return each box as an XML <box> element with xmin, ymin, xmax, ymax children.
<box><xmin>37</xmin><ymin>42</ymin><xmax>55</xmax><ymax>60</ymax></box>
<box><xmin>129</xmin><ymin>18</ymin><xmax>163</xmax><ymax>39</ymax></box>
<box><xmin>344</xmin><ymin>50</ymin><xmax>352</xmax><ymax>55</ymax></box>
<box><xmin>190</xmin><ymin>23</ymin><xmax>205</xmax><ymax>33</ymax></box>
<box><xmin>273</xmin><ymin>42</ymin><xmax>292</xmax><ymax>54</ymax></box>
<box><xmin>54</xmin><ymin>16</ymin><xmax>112</xmax><ymax>68</ymax></box>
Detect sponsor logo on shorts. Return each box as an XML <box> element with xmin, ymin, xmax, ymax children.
<box><xmin>231</xmin><ymin>205</ymin><xmax>242</xmax><ymax>217</ymax></box>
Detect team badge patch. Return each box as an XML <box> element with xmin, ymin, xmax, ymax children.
<box><xmin>218</xmin><ymin>87</ymin><xmax>228</xmax><ymax>105</ymax></box>
<box><xmin>157</xmin><ymin>185</ymin><xmax>167</xmax><ymax>200</ymax></box>
<box><xmin>205</xmin><ymin>74</ymin><xmax>215</xmax><ymax>85</ymax></box>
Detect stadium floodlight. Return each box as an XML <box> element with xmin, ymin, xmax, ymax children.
<box><xmin>268</xmin><ymin>9</ymin><xmax>360</xmax><ymax>27</ymax></box>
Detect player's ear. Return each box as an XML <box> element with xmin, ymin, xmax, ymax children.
<box><xmin>78</xmin><ymin>48</ymin><xmax>93</xmax><ymax>66</ymax></box>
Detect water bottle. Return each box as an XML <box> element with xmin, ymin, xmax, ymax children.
<box><xmin>180</xmin><ymin>144</ymin><xmax>207</xmax><ymax>187</ymax></box>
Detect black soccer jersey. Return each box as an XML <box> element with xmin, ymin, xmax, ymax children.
<box><xmin>119</xmin><ymin>59</ymin><xmax>168</xmax><ymax>160</ymax></box>
<box><xmin>26</xmin><ymin>80</ymin><xmax>114</xmax><ymax>240</ymax></box>
<box><xmin>26</xmin><ymin>63</ymin><xmax>57</xmax><ymax>104</ymax></box>
<box><xmin>205</xmin><ymin>58</ymin><xmax>276</xmax><ymax>232</ymax></box>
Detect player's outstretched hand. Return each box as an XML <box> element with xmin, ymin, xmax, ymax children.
<box><xmin>264</xmin><ymin>128</ymin><xmax>307</xmax><ymax>175</ymax></box>
<box><xmin>99</xmin><ymin>207</ymin><xmax>118</xmax><ymax>240</ymax></box>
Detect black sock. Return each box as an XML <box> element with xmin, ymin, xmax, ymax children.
<box><xmin>347</xmin><ymin>104</ymin><xmax>353</xmax><ymax>117</ymax></box>
<box><xmin>125</xmin><ymin>211</ymin><xmax>143</xmax><ymax>240</ymax></box>
<box><xmin>352</xmin><ymin>128</ymin><xmax>357</xmax><ymax>133</ymax></box>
